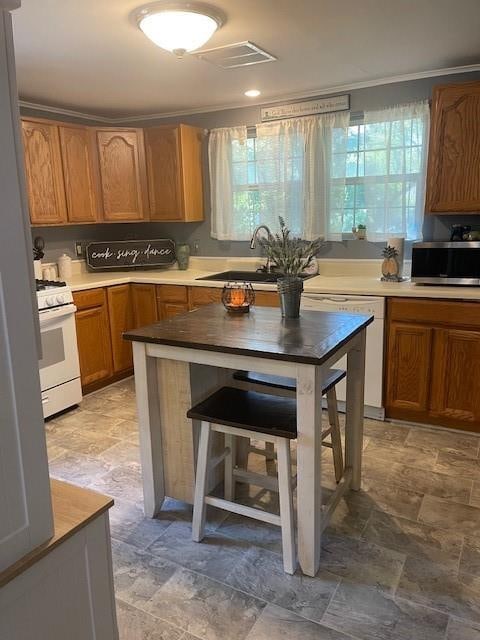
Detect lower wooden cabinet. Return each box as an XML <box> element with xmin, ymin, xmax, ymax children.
<box><xmin>385</xmin><ymin>297</ymin><xmax>480</xmax><ymax>432</ymax></box>
<box><xmin>132</xmin><ymin>283</ymin><xmax>158</xmax><ymax>327</ymax></box>
<box><xmin>107</xmin><ymin>284</ymin><xmax>134</xmax><ymax>375</ymax></box>
<box><xmin>73</xmin><ymin>289</ymin><xmax>113</xmax><ymax>391</ymax></box>
<box><xmin>74</xmin><ymin>284</ymin><xmax>279</xmax><ymax>394</ymax></box>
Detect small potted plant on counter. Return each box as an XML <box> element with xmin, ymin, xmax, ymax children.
<box><xmin>352</xmin><ymin>224</ymin><xmax>367</xmax><ymax>240</ymax></box>
<box><xmin>259</xmin><ymin>217</ymin><xmax>322</xmax><ymax>318</ymax></box>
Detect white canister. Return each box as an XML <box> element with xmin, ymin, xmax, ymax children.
<box><xmin>33</xmin><ymin>259</ymin><xmax>42</xmax><ymax>279</ymax></box>
<box><xmin>387</xmin><ymin>237</ymin><xmax>405</xmax><ymax>278</ymax></box>
<box><xmin>57</xmin><ymin>253</ymin><xmax>72</xmax><ymax>280</ymax></box>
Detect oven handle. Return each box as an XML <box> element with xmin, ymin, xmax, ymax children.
<box><xmin>39</xmin><ymin>304</ymin><xmax>77</xmax><ymax>326</ymax></box>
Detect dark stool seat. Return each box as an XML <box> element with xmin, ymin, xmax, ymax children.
<box><xmin>187</xmin><ymin>386</ymin><xmax>297</xmax><ymax>440</ymax></box>
<box><xmin>232</xmin><ymin>368</ymin><xmax>346</xmax><ymax>394</ymax></box>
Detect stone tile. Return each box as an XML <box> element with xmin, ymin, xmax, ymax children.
<box><xmin>323</xmin><ymin>581</ymin><xmax>448</xmax><ymax>640</ymax></box>
<box><xmin>361</xmin><ymin>510</ymin><xmax>463</xmax><ymax>568</ymax></box>
<box><xmin>397</xmin><ymin>556</ymin><xmax>480</xmax><ymax>623</ymax></box>
<box><xmin>471</xmin><ymin>482</ymin><xmax>480</xmax><ymax>508</ymax></box>
<box><xmin>324</xmin><ymin>492</ymin><xmax>374</xmax><ymax>539</ymax></box>
<box><xmin>147</xmin><ymin>521</ymin><xmax>248</xmax><ymax>582</ymax></box>
<box><xmin>54</xmin><ymin>408</ymin><xmax>127</xmax><ymax>433</ymax></box>
<box><xmin>112</xmin><ymin>540</ymin><xmax>178</xmax><ymax>609</ymax></box>
<box><xmin>363</xmin><ymin>440</ymin><xmax>438</xmax><ymax>470</ymax></box>
<box><xmin>46</xmin><ymin>441</ymin><xmax>68</xmax><ymax>462</ymax></box>
<box><xmin>385</xmin><ymin>463</ymin><xmax>472</xmax><ymax>504</ymax></box>
<box><xmin>217</xmin><ymin>512</ymin><xmax>283</xmax><ymax>554</ymax></box>
<box><xmin>44</xmin><ymin>417</ymin><xmax>79</xmax><ymax>438</ymax></box>
<box><xmin>49</xmin><ymin>450</ymin><xmax>112</xmax><ymax>485</ymax></box>
<box><xmin>144</xmin><ymin>567</ymin><xmax>265</xmax><ymax>640</ymax></box>
<box><xmin>418</xmin><ymin>495</ymin><xmax>480</xmax><ymax>536</ymax></box>
<box><xmin>100</xmin><ymin>440</ymin><xmax>141</xmax><ymax>467</ymax></box>
<box><xmin>84</xmin><ymin>418</ymin><xmax>138</xmax><ymax>440</ymax></box>
<box><xmin>116</xmin><ymin>598</ymin><xmax>184</xmax><ymax>640</ymax></box>
<box><xmin>460</xmin><ymin>537</ymin><xmax>480</xmax><ymax>578</ymax></box>
<box><xmin>94</xmin><ymin>402</ymin><xmax>139</xmax><ymax>422</ymax></box>
<box><xmin>53</xmin><ymin>427</ymin><xmax>121</xmax><ymax>456</ymax></box>
<box><xmin>364</xmin><ymin>420</ymin><xmax>410</xmax><ymax>445</ymax></box>
<box><xmin>109</xmin><ymin>499</ymin><xmax>176</xmax><ymax>550</ymax></box>
<box><xmin>225</xmin><ymin>546</ymin><xmax>340</xmax><ymax>623</ymax></box>
<box><xmin>405</xmin><ymin>428</ymin><xmax>480</xmax><ymax>458</ymax></box>
<box><xmin>435</xmin><ymin>452</ymin><xmax>480</xmax><ymax>481</ymax></box>
<box><xmin>246</xmin><ymin>603</ymin><xmax>352</xmax><ymax>640</ymax></box>
<box><xmin>446</xmin><ymin>619</ymin><xmax>480</xmax><ymax>639</ymax></box>
<box><xmin>94</xmin><ymin>461</ymin><xmax>144</xmax><ymax>502</ymax></box>
<box><xmin>359</xmin><ymin>478</ymin><xmax>424</xmax><ymax>521</ymax></box>
<box><xmin>320</xmin><ymin>532</ymin><xmax>406</xmax><ymax>593</ymax></box>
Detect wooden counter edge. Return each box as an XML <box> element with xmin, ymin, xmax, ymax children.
<box><xmin>0</xmin><ymin>479</ymin><xmax>114</xmax><ymax>589</ymax></box>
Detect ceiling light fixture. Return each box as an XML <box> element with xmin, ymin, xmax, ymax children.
<box><xmin>244</xmin><ymin>89</ymin><xmax>261</xmax><ymax>98</ymax></box>
<box><xmin>136</xmin><ymin>2</ymin><xmax>225</xmax><ymax>57</ymax></box>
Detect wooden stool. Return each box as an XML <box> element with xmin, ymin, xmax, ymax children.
<box><xmin>187</xmin><ymin>386</ymin><xmax>298</xmax><ymax>574</ymax></box>
<box><xmin>233</xmin><ymin>368</ymin><xmax>346</xmax><ymax>482</ymax></box>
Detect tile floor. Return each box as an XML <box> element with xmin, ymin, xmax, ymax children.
<box><xmin>45</xmin><ymin>377</ymin><xmax>480</xmax><ymax>640</ymax></box>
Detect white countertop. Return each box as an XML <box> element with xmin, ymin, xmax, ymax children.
<box><xmin>65</xmin><ymin>262</ymin><xmax>480</xmax><ymax>300</ymax></box>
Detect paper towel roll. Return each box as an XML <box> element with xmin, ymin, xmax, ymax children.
<box><xmin>387</xmin><ymin>237</ymin><xmax>405</xmax><ymax>278</ymax></box>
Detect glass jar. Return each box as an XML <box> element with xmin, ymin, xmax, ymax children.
<box><xmin>176</xmin><ymin>243</ymin><xmax>190</xmax><ymax>270</ymax></box>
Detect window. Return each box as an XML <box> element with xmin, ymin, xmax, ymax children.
<box><xmin>328</xmin><ymin>101</ymin><xmax>430</xmax><ymax>241</ymax></box>
<box><xmin>229</xmin><ymin>133</ymin><xmax>305</xmax><ymax>239</ymax></box>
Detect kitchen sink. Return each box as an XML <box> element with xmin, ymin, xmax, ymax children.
<box><xmin>196</xmin><ymin>270</ymin><xmax>315</xmax><ymax>284</ymax></box>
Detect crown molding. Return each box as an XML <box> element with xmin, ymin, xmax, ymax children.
<box><xmin>19</xmin><ymin>63</ymin><xmax>480</xmax><ymax>125</ymax></box>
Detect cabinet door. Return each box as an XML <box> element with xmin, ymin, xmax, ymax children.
<box><xmin>159</xmin><ymin>302</ymin><xmax>189</xmax><ymax>320</ymax></box>
<box><xmin>430</xmin><ymin>328</ymin><xmax>480</xmax><ymax>425</ymax></box>
<box><xmin>385</xmin><ymin>322</ymin><xmax>433</xmax><ymax>416</ymax></box>
<box><xmin>132</xmin><ymin>283</ymin><xmax>158</xmax><ymax>328</ymax></box>
<box><xmin>145</xmin><ymin>124</ymin><xmax>204</xmax><ymax>222</ymax></box>
<box><xmin>189</xmin><ymin>286</ymin><xmax>222</xmax><ymax>309</ymax></box>
<box><xmin>107</xmin><ymin>284</ymin><xmax>134</xmax><ymax>374</ymax></box>
<box><xmin>96</xmin><ymin>129</ymin><xmax>147</xmax><ymax>221</ymax></box>
<box><xmin>145</xmin><ymin>126</ymin><xmax>183</xmax><ymax>221</ymax></box>
<box><xmin>426</xmin><ymin>81</ymin><xmax>480</xmax><ymax>212</ymax></box>
<box><xmin>21</xmin><ymin>119</ymin><xmax>67</xmax><ymax>224</ymax></box>
<box><xmin>74</xmin><ymin>291</ymin><xmax>113</xmax><ymax>389</ymax></box>
<box><xmin>59</xmin><ymin>125</ymin><xmax>99</xmax><ymax>223</ymax></box>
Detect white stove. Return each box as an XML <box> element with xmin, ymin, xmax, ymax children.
<box><xmin>36</xmin><ymin>279</ymin><xmax>82</xmax><ymax>418</ymax></box>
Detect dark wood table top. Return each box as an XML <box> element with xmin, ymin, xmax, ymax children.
<box><xmin>124</xmin><ymin>304</ymin><xmax>373</xmax><ymax>366</ymax></box>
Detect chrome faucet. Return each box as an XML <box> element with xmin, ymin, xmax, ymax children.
<box><xmin>250</xmin><ymin>224</ymin><xmax>273</xmax><ymax>273</ymax></box>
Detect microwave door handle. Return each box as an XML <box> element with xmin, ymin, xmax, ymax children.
<box><xmin>39</xmin><ymin>305</ymin><xmax>77</xmax><ymax>326</ymax></box>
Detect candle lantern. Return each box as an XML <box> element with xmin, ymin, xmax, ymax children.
<box><xmin>221</xmin><ymin>282</ymin><xmax>255</xmax><ymax>313</ymax></box>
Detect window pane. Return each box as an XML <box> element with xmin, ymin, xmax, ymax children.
<box><xmin>365</xmin><ymin>150</ymin><xmax>387</xmax><ymax>176</ymax></box>
<box><xmin>364</xmin><ymin>122</ymin><xmax>386</xmax><ymax>149</ymax></box>
<box><xmin>347</xmin><ymin>126</ymin><xmax>359</xmax><ymax>152</ymax></box>
<box><xmin>332</xmin><ymin>153</ymin><xmax>347</xmax><ymax>179</ymax></box>
<box><xmin>346</xmin><ymin>153</ymin><xmax>358</xmax><ymax>178</ymax></box>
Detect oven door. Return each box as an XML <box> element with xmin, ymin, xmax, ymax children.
<box><xmin>38</xmin><ymin>304</ymin><xmax>80</xmax><ymax>392</ymax></box>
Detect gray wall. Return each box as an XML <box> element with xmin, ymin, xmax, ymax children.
<box><xmin>28</xmin><ymin>71</ymin><xmax>480</xmax><ymax>262</ymax></box>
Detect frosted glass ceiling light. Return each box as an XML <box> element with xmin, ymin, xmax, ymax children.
<box><xmin>136</xmin><ymin>2</ymin><xmax>224</xmax><ymax>57</ymax></box>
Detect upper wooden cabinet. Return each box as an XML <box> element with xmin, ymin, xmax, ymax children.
<box><xmin>95</xmin><ymin>128</ymin><xmax>148</xmax><ymax>221</ymax></box>
<box><xmin>145</xmin><ymin>124</ymin><xmax>204</xmax><ymax>222</ymax></box>
<box><xmin>21</xmin><ymin>119</ymin><xmax>67</xmax><ymax>225</ymax></box>
<box><xmin>58</xmin><ymin>125</ymin><xmax>100</xmax><ymax>223</ymax></box>
<box><xmin>426</xmin><ymin>81</ymin><xmax>480</xmax><ymax>213</ymax></box>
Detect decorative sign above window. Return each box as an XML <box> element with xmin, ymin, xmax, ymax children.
<box><xmin>261</xmin><ymin>95</ymin><xmax>350</xmax><ymax>122</ymax></box>
<box><xmin>86</xmin><ymin>239</ymin><xmax>176</xmax><ymax>271</ymax></box>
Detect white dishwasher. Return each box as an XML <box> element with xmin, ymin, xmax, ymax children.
<box><xmin>301</xmin><ymin>293</ymin><xmax>385</xmax><ymax>420</ymax></box>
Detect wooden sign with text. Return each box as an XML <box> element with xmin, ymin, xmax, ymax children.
<box><xmin>86</xmin><ymin>239</ymin><xmax>176</xmax><ymax>271</ymax></box>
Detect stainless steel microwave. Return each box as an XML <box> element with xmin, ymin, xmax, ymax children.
<box><xmin>411</xmin><ymin>242</ymin><xmax>480</xmax><ymax>285</ymax></box>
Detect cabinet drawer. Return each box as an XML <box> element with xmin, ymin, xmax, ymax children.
<box><xmin>73</xmin><ymin>288</ymin><xmax>106</xmax><ymax>311</ymax></box>
<box><xmin>189</xmin><ymin>286</ymin><xmax>222</xmax><ymax>307</ymax></box>
<box><xmin>157</xmin><ymin>285</ymin><xmax>188</xmax><ymax>303</ymax></box>
<box><xmin>388</xmin><ymin>297</ymin><xmax>480</xmax><ymax>329</ymax></box>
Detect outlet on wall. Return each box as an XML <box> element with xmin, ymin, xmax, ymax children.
<box><xmin>74</xmin><ymin>241</ymin><xmax>84</xmax><ymax>257</ymax></box>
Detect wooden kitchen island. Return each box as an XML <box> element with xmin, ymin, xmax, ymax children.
<box><xmin>125</xmin><ymin>304</ymin><xmax>372</xmax><ymax>576</ymax></box>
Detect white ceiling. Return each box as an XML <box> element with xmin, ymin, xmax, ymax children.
<box><xmin>12</xmin><ymin>0</ymin><xmax>480</xmax><ymax>119</ymax></box>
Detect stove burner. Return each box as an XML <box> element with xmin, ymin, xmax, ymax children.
<box><xmin>35</xmin><ymin>278</ymin><xmax>67</xmax><ymax>291</ymax></box>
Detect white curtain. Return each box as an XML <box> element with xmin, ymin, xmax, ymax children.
<box><xmin>361</xmin><ymin>100</ymin><xmax>430</xmax><ymax>241</ymax></box>
<box><xmin>209</xmin><ymin>112</ymin><xmax>350</xmax><ymax>241</ymax></box>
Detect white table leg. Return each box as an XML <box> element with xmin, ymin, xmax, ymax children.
<box><xmin>132</xmin><ymin>342</ymin><xmax>165</xmax><ymax>517</ymax></box>
<box><xmin>296</xmin><ymin>364</ymin><xmax>324</xmax><ymax>577</ymax></box>
<box><xmin>345</xmin><ymin>330</ymin><xmax>367</xmax><ymax>491</ymax></box>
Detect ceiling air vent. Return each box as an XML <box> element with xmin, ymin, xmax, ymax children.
<box><xmin>194</xmin><ymin>41</ymin><xmax>276</xmax><ymax>69</ymax></box>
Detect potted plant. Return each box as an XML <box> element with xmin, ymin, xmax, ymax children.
<box><xmin>259</xmin><ymin>217</ymin><xmax>322</xmax><ymax>318</ymax></box>
<box><xmin>352</xmin><ymin>224</ymin><xmax>367</xmax><ymax>240</ymax></box>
